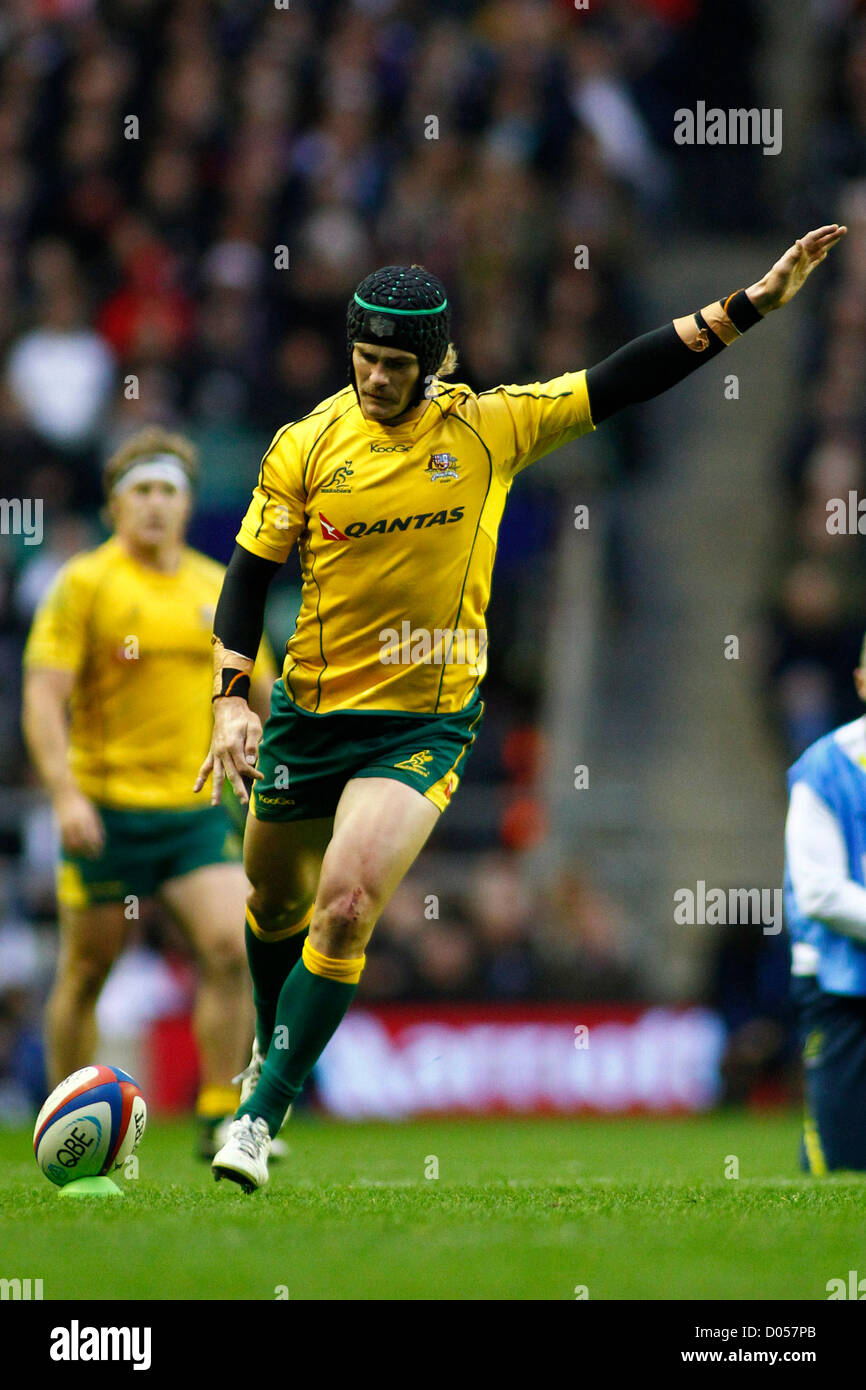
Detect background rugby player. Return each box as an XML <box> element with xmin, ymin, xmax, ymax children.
<box><xmin>22</xmin><ymin>427</ymin><xmax>277</xmax><ymax>1158</ymax></box>
<box><xmin>785</xmin><ymin>632</ymin><xmax>866</xmax><ymax>1172</ymax></box>
<box><xmin>200</xmin><ymin>232</ymin><xmax>846</xmax><ymax>1190</ymax></box>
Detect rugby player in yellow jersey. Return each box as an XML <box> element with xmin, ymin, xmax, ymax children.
<box><xmin>22</xmin><ymin>427</ymin><xmax>278</xmax><ymax>1158</ymax></box>
<box><xmin>200</xmin><ymin>232</ymin><xmax>846</xmax><ymax>1190</ymax></box>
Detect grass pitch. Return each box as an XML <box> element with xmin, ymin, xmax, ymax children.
<box><xmin>2</xmin><ymin>1110</ymin><xmax>865</xmax><ymax>1300</ymax></box>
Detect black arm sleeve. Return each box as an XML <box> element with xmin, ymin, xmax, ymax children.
<box><xmin>585</xmin><ymin>322</ymin><xmax>729</xmax><ymax>426</ymax></box>
<box><xmin>213</xmin><ymin>543</ymin><xmax>282</xmax><ymax>658</ymax></box>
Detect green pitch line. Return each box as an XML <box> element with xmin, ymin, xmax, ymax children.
<box><xmin>3</xmin><ymin>1113</ymin><xmax>866</xmax><ymax>1300</ymax></box>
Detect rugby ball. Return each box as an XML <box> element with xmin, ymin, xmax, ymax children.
<box><xmin>33</xmin><ymin>1065</ymin><xmax>146</xmax><ymax>1187</ymax></box>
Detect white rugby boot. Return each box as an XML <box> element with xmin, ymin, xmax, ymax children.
<box><xmin>230</xmin><ymin>1043</ymin><xmax>291</xmax><ymax>1157</ymax></box>
<box><xmin>212</xmin><ymin>1115</ymin><xmax>271</xmax><ymax>1193</ymax></box>
<box><xmin>233</xmin><ymin>1043</ymin><xmax>267</xmax><ymax>1106</ymax></box>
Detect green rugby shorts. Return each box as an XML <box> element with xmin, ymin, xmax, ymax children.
<box><xmin>57</xmin><ymin>804</ymin><xmax>242</xmax><ymax>909</ymax></box>
<box><xmin>249</xmin><ymin>679</ymin><xmax>485</xmax><ymax>823</ymax></box>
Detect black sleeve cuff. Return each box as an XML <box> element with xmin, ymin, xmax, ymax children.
<box><xmin>723</xmin><ymin>288</ymin><xmax>764</xmax><ymax>332</ymax></box>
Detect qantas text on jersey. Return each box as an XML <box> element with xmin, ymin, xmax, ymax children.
<box><xmin>319</xmin><ymin>507</ymin><xmax>465</xmax><ymax>540</ymax></box>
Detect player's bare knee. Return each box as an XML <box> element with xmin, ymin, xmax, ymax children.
<box><xmin>247</xmin><ymin>883</ymin><xmax>288</xmax><ymax>925</ymax></box>
<box><xmin>312</xmin><ymin>885</ymin><xmax>377</xmax><ymax>954</ymax></box>
<box><xmin>200</xmin><ymin>931</ymin><xmax>247</xmax><ymax>975</ymax></box>
<box><xmin>247</xmin><ymin>885</ymin><xmax>311</xmax><ymax>937</ymax></box>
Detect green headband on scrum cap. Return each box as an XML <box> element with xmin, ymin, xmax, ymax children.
<box><xmin>352</xmin><ymin>293</ymin><xmax>448</xmax><ymax>316</ymax></box>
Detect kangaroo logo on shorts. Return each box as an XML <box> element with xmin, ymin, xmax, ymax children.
<box><xmin>394</xmin><ymin>749</ymin><xmax>434</xmax><ymax>778</ymax></box>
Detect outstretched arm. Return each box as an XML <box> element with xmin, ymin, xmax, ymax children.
<box><xmin>585</xmin><ymin>224</ymin><xmax>847</xmax><ymax>425</ymax></box>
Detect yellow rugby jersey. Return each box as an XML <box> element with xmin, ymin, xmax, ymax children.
<box><xmin>237</xmin><ymin>371</ymin><xmax>596</xmax><ymax>714</ymax></box>
<box><xmin>23</xmin><ymin>536</ymin><xmax>277</xmax><ymax>809</ymax></box>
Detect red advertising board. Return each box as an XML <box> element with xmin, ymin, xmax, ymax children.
<box><xmin>146</xmin><ymin>1003</ymin><xmax>725</xmax><ymax>1117</ymax></box>
<box><xmin>315</xmin><ymin>1004</ymin><xmax>725</xmax><ymax>1118</ymax></box>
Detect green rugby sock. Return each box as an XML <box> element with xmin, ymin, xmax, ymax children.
<box><xmin>237</xmin><ymin>942</ymin><xmax>363</xmax><ymax>1137</ymax></box>
<box><xmin>244</xmin><ymin>915</ymin><xmax>309</xmax><ymax>1053</ymax></box>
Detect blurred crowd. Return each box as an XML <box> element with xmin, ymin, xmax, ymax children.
<box><xmin>766</xmin><ymin>1</ymin><xmax>866</xmax><ymax>758</ymax></box>
<box><xmin>0</xmin><ymin>0</ymin><xmax>777</xmax><ymax>1108</ymax></box>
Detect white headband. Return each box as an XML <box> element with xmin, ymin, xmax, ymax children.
<box><xmin>112</xmin><ymin>455</ymin><xmax>191</xmax><ymax>497</ymax></box>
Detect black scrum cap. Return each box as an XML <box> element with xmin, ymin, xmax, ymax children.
<box><xmin>347</xmin><ymin>265</ymin><xmax>450</xmax><ymax>404</ymax></box>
